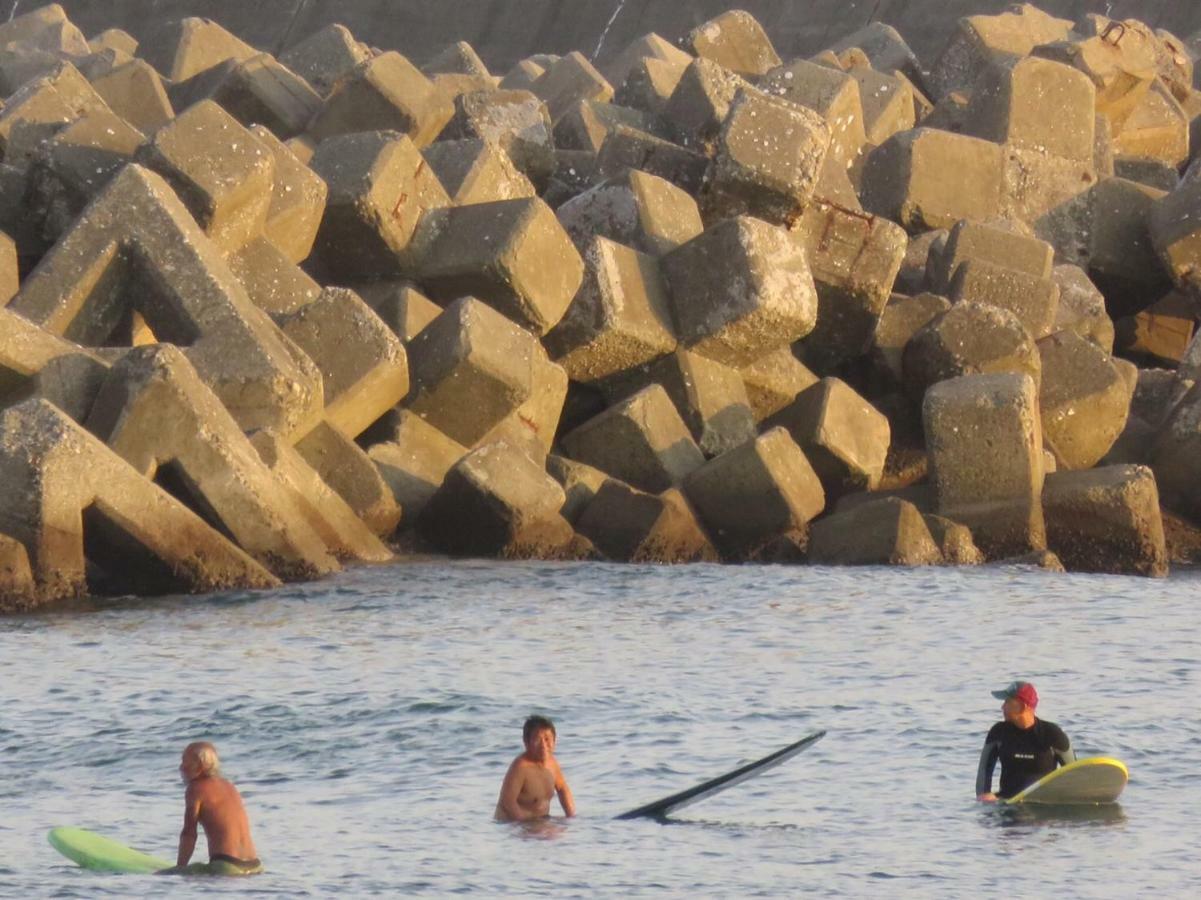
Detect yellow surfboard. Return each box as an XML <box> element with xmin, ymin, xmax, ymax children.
<box><xmin>1004</xmin><ymin>757</ymin><xmax>1128</xmax><ymax>805</ymax></box>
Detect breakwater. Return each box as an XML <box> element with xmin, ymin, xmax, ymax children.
<box><xmin>3</xmin><ymin>1</ymin><xmax>1201</xmax><ymax>611</ymax></box>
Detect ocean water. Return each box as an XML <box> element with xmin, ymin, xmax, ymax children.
<box><xmin>2</xmin><ymin>560</ymin><xmax>1199</xmax><ymax>897</ymax></box>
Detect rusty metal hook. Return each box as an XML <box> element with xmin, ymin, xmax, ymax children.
<box><xmin>1101</xmin><ymin>21</ymin><xmax>1126</xmax><ymax>46</ymax></box>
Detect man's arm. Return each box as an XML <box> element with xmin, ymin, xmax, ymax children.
<box><xmin>1051</xmin><ymin>726</ymin><xmax>1075</xmax><ymax>767</ymax></box>
<box><xmin>176</xmin><ymin>785</ymin><xmax>201</xmax><ymax>866</ymax></box>
<box><xmin>976</xmin><ymin>739</ymin><xmax>1000</xmax><ymax>801</ymax></box>
<box><xmin>496</xmin><ymin>760</ymin><xmax>532</xmax><ymax>821</ymax></box>
<box><xmin>553</xmin><ymin>761</ymin><xmax>576</xmax><ymax>817</ymax></box>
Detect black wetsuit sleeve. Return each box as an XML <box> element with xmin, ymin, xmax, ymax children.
<box><xmin>976</xmin><ymin>739</ymin><xmax>1000</xmax><ymax>796</ymax></box>
<box><xmin>1049</xmin><ymin>723</ymin><xmax>1075</xmax><ymax>766</ymax></box>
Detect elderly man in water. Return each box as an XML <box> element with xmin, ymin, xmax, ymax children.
<box><xmin>159</xmin><ymin>741</ymin><xmax>263</xmax><ymax>876</ymax></box>
<box><xmin>495</xmin><ymin>715</ymin><xmax>577</xmax><ymax>822</ymax></box>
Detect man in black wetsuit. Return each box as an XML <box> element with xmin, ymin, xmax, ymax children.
<box><xmin>976</xmin><ymin>680</ymin><xmax>1075</xmax><ymax>802</ymax></box>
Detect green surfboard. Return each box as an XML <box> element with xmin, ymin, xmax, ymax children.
<box><xmin>48</xmin><ymin>827</ymin><xmax>173</xmax><ymax>874</ymax></box>
<box><xmin>1004</xmin><ymin>757</ymin><xmax>1128</xmax><ymax>805</ymax></box>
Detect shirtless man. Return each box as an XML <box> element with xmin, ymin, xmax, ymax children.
<box><xmin>160</xmin><ymin>741</ymin><xmax>262</xmax><ymax>875</ymax></box>
<box><xmin>494</xmin><ymin>716</ymin><xmax>576</xmax><ymax>822</ymax></box>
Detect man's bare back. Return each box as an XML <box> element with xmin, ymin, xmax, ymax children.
<box><xmin>168</xmin><ymin>741</ymin><xmax>260</xmax><ymax>874</ymax></box>
<box><xmin>495</xmin><ymin>717</ymin><xmax>576</xmax><ymax>822</ymax></box>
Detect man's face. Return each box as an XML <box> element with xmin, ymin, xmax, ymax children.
<box><xmin>179</xmin><ymin>751</ymin><xmax>201</xmax><ymax>783</ymax></box>
<box><xmin>1001</xmin><ymin>697</ymin><xmax>1026</xmax><ymax>723</ymax></box>
<box><xmin>524</xmin><ymin>727</ymin><xmax>556</xmax><ymax>761</ymax></box>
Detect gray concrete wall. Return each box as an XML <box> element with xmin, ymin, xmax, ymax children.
<box><xmin>7</xmin><ymin>1</ymin><xmax>1201</xmax><ymax>73</ymax></box>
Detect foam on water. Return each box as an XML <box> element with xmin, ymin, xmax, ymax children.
<box><xmin>3</xmin><ymin>561</ymin><xmax>1200</xmax><ymax>897</ymax></box>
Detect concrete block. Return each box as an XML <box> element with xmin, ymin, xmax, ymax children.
<box><xmin>554</xmin><ymin>99</ymin><xmax>667</xmax><ymax>154</ymax></box>
<box><xmin>420</xmin><ymin>138</ymin><xmax>535</xmax><ymax>204</ymax></box>
<box><xmin>829</xmin><ymin>22</ymin><xmax>926</xmax><ymax>95</ymax></box>
<box><xmin>136</xmin><ymin>100</ymin><xmax>274</xmax><ymax>255</ymax></box>
<box><xmin>736</xmin><ymin>347</ymin><xmax>819</xmax><ymax>422</ymax></box>
<box><xmin>308</xmin><ymin>51</ymin><xmax>453</xmax><ymax>148</ymax></box>
<box><xmin>661</xmin><ymin>216</ymin><xmax>818</xmax><ymax>367</ymax></box>
<box><xmin>1150</xmin><ymin>176</ymin><xmax>1201</xmax><ymax>292</ymax></box>
<box><xmin>418</xmin><ymin>441</ymin><xmax>580</xmax><ymax>558</ymax></box>
<box><xmin>227</xmin><ymin>236</ymin><xmax>322</xmax><ymax>318</ymax></box>
<box><xmin>422</xmin><ymin>41</ymin><xmax>490</xmax><ymax>79</ymax></box>
<box><xmin>140</xmin><ymin>16</ymin><xmax>257</xmax><ymax>83</ymax></box>
<box><xmin>477</xmin><ymin>340</ymin><xmax>567</xmax><ymax>462</ymax></box>
<box><xmin>404</xmin><ymin>296</ymin><xmax>535</xmax><ymax>447</ymax></box>
<box><xmin>561</xmin><ymin>383</ymin><xmax>704</xmax><ymax>493</ymax></box>
<box><xmin>546</xmin><ymin>452</ymin><xmax>612</xmax><ymax>524</ymax></box>
<box><xmin>1115</xmin><ymin>291</ymin><xmax>1196</xmax><ymax>367</ymax></box>
<box><xmin>428</xmin><ymin>72</ymin><xmax>497</xmax><ymax>111</ymax></box>
<box><xmin>89</xmin><ymin>59</ymin><xmax>173</xmax><ymax>134</ymax></box>
<box><xmin>1149</xmin><ymin>379</ymin><xmax>1201</xmax><ymax>520</ymax></box>
<box><xmin>0</xmin><ymin>4</ymin><xmax>90</xmax><ymax>58</ymax></box>
<box><xmin>761</xmin><ymin>58</ymin><xmax>867</xmax><ymax>165</ymax></box>
<box><xmin>576</xmin><ymin>480</ymin><xmax>717</xmax><ymax>563</ymax></box>
<box><xmin>75</xmin><ymin>47</ymin><xmax>134</xmax><ymax>82</ymax></box>
<box><xmin>703</xmin><ymin>88</ymin><xmax>831</xmax><ymax>226</ymax></box>
<box><xmin>1037</xmin><ymin>330</ymin><xmax>1133</xmax><ymax>470</ymax></box>
<box><xmin>9</xmin><ymin>164</ymin><xmax>323</xmax><ymax>436</ymax></box>
<box><xmin>861</xmin><ymin>129</ymin><xmax>1005</xmax><ymax>232</ymax></box>
<box><xmin>965</xmin><ymin>56</ymin><xmax>1096</xmax><ymax>162</ymax></box>
<box><xmin>0</xmin><ymin>398</ymin><xmax>277</xmax><ymax>604</ymax></box>
<box><xmin>247</xmin><ymin>124</ymin><xmax>327</xmax><ymax>264</ymax></box>
<box><xmin>278</xmin><ymin>287</ymin><xmax>408</xmax><ymax>440</ymax></box>
<box><xmin>923</xmin><ymin>513</ymin><xmax>985</xmax><ymax>565</ymax></box>
<box><xmin>498</xmin><ymin>58</ymin><xmax>546</xmax><ymax>92</ymax></box>
<box><xmin>29</xmin><ymin>107</ymin><xmax>143</xmax><ymax>241</ymax></box>
<box><xmin>543</xmin><ymin>148</ymin><xmax>597</xmax><ymax>206</ymax></box>
<box><xmin>89</xmin><ymin>28</ymin><xmax>138</xmax><ymax>58</ymax></box>
<box><xmin>0</xmin><ymin>62</ymin><xmax>112</xmax><ymax>170</ymax></box>
<box><xmin>923</xmin><ymin>372</ymin><xmax>1046</xmax><ymax>558</ymax></box>
<box><xmin>354</xmin><ymin>281</ymin><xmax>442</xmax><ymax>343</ymax></box>
<box><xmin>1043</xmin><ymin>465</ymin><xmax>1167</xmax><ymax>576</ymax></box>
<box><xmin>593</xmin><ymin>124</ymin><xmax>709</xmax><ymax>195</ymax></box>
<box><xmin>850</xmin><ymin>66</ymin><xmax>916</xmax><ymax>148</ymax></box>
<box><xmin>949</xmin><ymin>259</ymin><xmax>1060</xmax><ymax>340</ymax></box>
<box><xmin>556</xmin><ymin>167</ymin><xmax>703</xmax><ymax>257</ymax></box>
<box><xmin>0</xmin><ymin>532</ymin><xmax>36</xmax><ymax>613</ymax></box>
<box><xmin>904</xmin><ymin>302</ymin><xmax>1041</xmax><ymax>398</ymax></box>
<box><xmin>1114</xmin><ymin>155</ymin><xmax>1181</xmax><ymax>192</ymax></box>
<box><xmin>662</xmin><ymin>56</ymin><xmax>750</xmax><ymax>151</ymax></box>
<box><xmin>793</xmin><ymin>201</ymin><xmax>908</xmax><ymax>372</ymax></box>
<box><xmin>605</xmin><ymin>349</ymin><xmax>757</xmax><ymax>459</ymax></box>
<box><xmin>763</xmin><ymin>377</ymin><xmax>890</xmax><ymax>500</ymax></box>
<box><xmin>174</xmin><ymin>53</ymin><xmax>323</xmax><ymax>142</ymax></box>
<box><xmin>1052</xmin><ymin>263</ymin><xmax>1114</xmax><ymax>350</ymax></box>
<box><xmin>279</xmin><ymin>24</ymin><xmax>372</xmax><ymax>98</ymax></box>
<box><xmin>871</xmin><ymin>292</ymin><xmax>952</xmax><ymax>386</ymax></box>
<box><xmin>1033</xmin><ymin>29</ymin><xmax>1157</xmax><ymax>136</ymax></box>
<box><xmin>1113</xmin><ymin>78</ymin><xmax>1189</xmax><ymax>168</ymax></box>
<box><xmin>0</xmin><ymin>307</ymin><xmax>109</xmax><ymax>423</ymax></box>
<box><xmin>1091</xmin><ymin>177</ymin><xmax>1171</xmax><ymax>315</ymax></box>
<box><xmin>614</xmin><ymin>54</ymin><xmax>690</xmax><ymax>116</ymax></box>
<box><xmin>809</xmin><ymin>497</ymin><xmax>942</xmax><ymax>566</ymax></box>
<box><xmin>86</xmin><ymin>344</ymin><xmax>338</xmax><ymax>580</ymax></box>
<box><xmin>813</xmin><ymin>148</ymin><xmax>862</xmax><ymax>210</ymax></box>
<box><xmin>249</xmin><ymin>429</ymin><xmax>392</xmax><ymax>563</ymax></box>
<box><xmin>928</xmin><ymin>5</ymin><xmax>1073</xmax><ymax>99</ymax></box>
<box><xmin>928</xmin><ymin>219</ymin><xmax>1054</xmax><ymax>295</ymax></box>
<box><xmin>682</xmin><ymin>427</ymin><xmax>825</xmax><ymax>559</ymax></box>
<box><xmin>308</xmin><ymin>130</ymin><xmax>450</xmax><ymax>279</ymax></box>
<box><xmin>295</xmin><ymin>419</ymin><xmax>402</xmax><ymax>536</ymax></box>
<box><xmin>602</xmin><ymin>31</ymin><xmax>692</xmax><ymax>92</ymax></box>
<box><xmin>686</xmin><ymin>10</ymin><xmax>779</xmax><ymax>78</ymax></box>
<box><xmin>366</xmin><ymin>409</ymin><xmax>467</xmax><ymax>525</ymax></box>
<box><xmin>543</xmin><ymin>236</ymin><xmax>676</xmax><ymax>383</ymax></box>
<box><xmin>416</xmin><ymin>197</ymin><xmax>583</xmax><ymax>335</ymax></box>
<box><xmin>1180</xmin><ymin>329</ymin><xmax>1201</xmax><ymax>384</ymax></box>
<box><xmin>0</xmin><ymin>46</ymin><xmax>65</xmax><ymax>95</ymax></box>
<box><xmin>530</xmin><ymin>51</ymin><xmax>613</xmax><ymax>124</ymax></box>
<box><xmin>441</xmin><ymin>89</ymin><xmax>554</xmax><ymax>188</ymax></box>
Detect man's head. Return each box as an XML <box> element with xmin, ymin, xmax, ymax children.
<box><xmin>522</xmin><ymin>715</ymin><xmax>556</xmax><ymax>760</ymax></box>
<box><xmin>180</xmin><ymin>741</ymin><xmax>220</xmax><ymax>783</ymax></box>
<box><xmin>992</xmin><ymin>681</ymin><xmax>1038</xmax><ymax>725</ymax></box>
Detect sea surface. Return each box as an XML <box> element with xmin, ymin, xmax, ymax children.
<box><xmin>2</xmin><ymin>560</ymin><xmax>1199</xmax><ymax>897</ymax></box>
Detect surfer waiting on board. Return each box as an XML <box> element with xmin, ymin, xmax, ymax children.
<box><xmin>976</xmin><ymin>681</ymin><xmax>1075</xmax><ymax>802</ymax></box>
<box><xmin>158</xmin><ymin>741</ymin><xmax>263</xmax><ymax>876</ymax></box>
<box><xmin>495</xmin><ymin>715</ymin><xmax>577</xmax><ymax>822</ymax></box>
